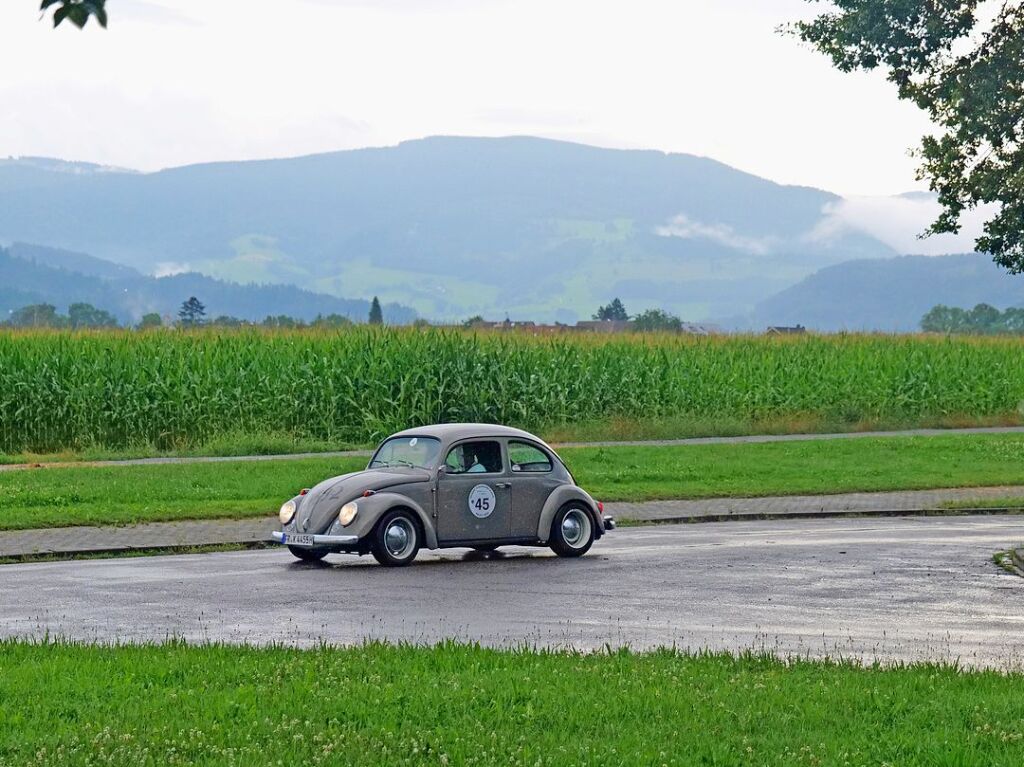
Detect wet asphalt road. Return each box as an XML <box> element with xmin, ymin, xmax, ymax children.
<box><xmin>2</xmin><ymin>515</ymin><xmax>1022</xmax><ymax>667</ymax></box>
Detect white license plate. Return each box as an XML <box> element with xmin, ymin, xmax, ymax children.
<box><xmin>282</xmin><ymin>533</ymin><xmax>315</xmax><ymax>547</ymax></box>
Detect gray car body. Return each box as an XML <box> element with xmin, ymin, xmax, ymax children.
<box><xmin>276</xmin><ymin>423</ymin><xmax>607</xmax><ymax>554</ymax></box>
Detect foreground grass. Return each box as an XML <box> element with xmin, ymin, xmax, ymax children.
<box><xmin>2</xmin><ymin>433</ymin><xmax>1024</xmax><ymax>531</ymax></box>
<box><xmin>0</xmin><ymin>642</ymin><xmax>1021</xmax><ymax>767</ymax></box>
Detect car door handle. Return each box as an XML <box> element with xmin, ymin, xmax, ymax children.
<box><xmin>495</xmin><ymin>482</ymin><xmax>511</xmax><ymax>489</ymax></box>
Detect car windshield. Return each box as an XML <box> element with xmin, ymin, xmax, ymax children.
<box><xmin>368</xmin><ymin>436</ymin><xmax>441</xmax><ymax>470</ymax></box>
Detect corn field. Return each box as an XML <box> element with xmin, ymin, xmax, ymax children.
<box><xmin>1</xmin><ymin>328</ymin><xmax>1023</xmax><ymax>453</ymax></box>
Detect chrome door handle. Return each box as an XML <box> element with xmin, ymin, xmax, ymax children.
<box><xmin>495</xmin><ymin>482</ymin><xmax>511</xmax><ymax>489</ymax></box>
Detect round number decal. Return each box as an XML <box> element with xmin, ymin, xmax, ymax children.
<box><xmin>468</xmin><ymin>484</ymin><xmax>496</xmax><ymax>519</ymax></box>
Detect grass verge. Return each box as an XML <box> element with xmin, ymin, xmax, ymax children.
<box><xmin>0</xmin><ymin>642</ymin><xmax>1021</xmax><ymax>766</ymax></box>
<box><xmin>2</xmin><ymin>433</ymin><xmax>1024</xmax><ymax>531</ymax></box>
<box><xmin>542</xmin><ymin>412</ymin><xmax>1024</xmax><ymax>444</ymax></box>
<box><xmin>2</xmin><ymin>414</ymin><xmax>1021</xmax><ymax>465</ymax></box>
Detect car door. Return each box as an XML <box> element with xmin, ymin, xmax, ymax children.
<box><xmin>436</xmin><ymin>439</ymin><xmax>512</xmax><ymax>543</ymax></box>
<box><xmin>506</xmin><ymin>439</ymin><xmax>562</xmax><ymax>538</ymax></box>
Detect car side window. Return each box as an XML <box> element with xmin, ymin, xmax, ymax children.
<box><xmin>508</xmin><ymin>441</ymin><xmax>553</xmax><ymax>473</ymax></box>
<box><xmin>444</xmin><ymin>441</ymin><xmax>503</xmax><ymax>474</ymax></box>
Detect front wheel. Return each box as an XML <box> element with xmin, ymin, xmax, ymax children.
<box><xmin>288</xmin><ymin>546</ymin><xmax>327</xmax><ymax>563</ymax></box>
<box><xmin>371</xmin><ymin>510</ymin><xmax>421</xmax><ymax>567</ymax></box>
<box><xmin>549</xmin><ymin>505</ymin><xmax>595</xmax><ymax>558</ymax></box>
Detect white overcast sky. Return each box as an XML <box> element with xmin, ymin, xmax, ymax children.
<box><xmin>1</xmin><ymin>0</ymin><xmax>939</xmax><ymax>198</ymax></box>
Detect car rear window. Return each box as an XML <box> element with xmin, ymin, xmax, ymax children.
<box><xmin>508</xmin><ymin>441</ymin><xmax>553</xmax><ymax>473</ymax></box>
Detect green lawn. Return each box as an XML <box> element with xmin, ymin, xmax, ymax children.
<box><xmin>2</xmin><ymin>433</ymin><xmax>1023</xmax><ymax>531</ymax></box>
<box><xmin>0</xmin><ymin>642</ymin><xmax>1020</xmax><ymax>766</ymax></box>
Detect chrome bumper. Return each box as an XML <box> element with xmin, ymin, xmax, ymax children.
<box><xmin>271</xmin><ymin>531</ymin><xmax>360</xmax><ymax>547</ymax></box>
<box><xmin>603</xmin><ymin>515</ymin><xmax>616</xmax><ymax>531</ymax></box>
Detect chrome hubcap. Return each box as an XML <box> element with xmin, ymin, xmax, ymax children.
<box><xmin>384</xmin><ymin>519</ymin><xmax>415</xmax><ymax>558</ymax></box>
<box><xmin>562</xmin><ymin>510</ymin><xmax>590</xmax><ymax>548</ymax></box>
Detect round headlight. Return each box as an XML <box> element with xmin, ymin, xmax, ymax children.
<box><xmin>279</xmin><ymin>500</ymin><xmax>297</xmax><ymax>525</ymax></box>
<box><xmin>338</xmin><ymin>501</ymin><xmax>358</xmax><ymax>526</ymax></box>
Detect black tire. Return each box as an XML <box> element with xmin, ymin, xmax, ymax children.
<box><xmin>288</xmin><ymin>546</ymin><xmax>327</xmax><ymax>562</ymax></box>
<box><xmin>370</xmin><ymin>509</ymin><xmax>421</xmax><ymax>567</ymax></box>
<box><xmin>549</xmin><ymin>504</ymin><xmax>595</xmax><ymax>558</ymax></box>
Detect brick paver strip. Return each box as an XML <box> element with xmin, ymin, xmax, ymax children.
<box><xmin>2</xmin><ymin>485</ymin><xmax>1023</xmax><ymax>559</ymax></box>
<box><xmin>2</xmin><ymin>425</ymin><xmax>1023</xmax><ymax>473</ymax></box>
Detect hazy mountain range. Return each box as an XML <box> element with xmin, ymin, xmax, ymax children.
<box><xmin>751</xmin><ymin>253</ymin><xmax>1024</xmax><ymax>331</ymax></box>
<box><xmin>0</xmin><ymin>243</ymin><xmax>416</xmax><ymax>325</ymax></box>
<box><xmin>1</xmin><ymin>136</ymin><xmax>1020</xmax><ymax>329</ymax></box>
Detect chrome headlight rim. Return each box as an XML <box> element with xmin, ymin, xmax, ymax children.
<box><xmin>338</xmin><ymin>501</ymin><xmax>359</xmax><ymax>527</ymax></box>
<box><xmin>279</xmin><ymin>500</ymin><xmax>297</xmax><ymax>525</ymax></box>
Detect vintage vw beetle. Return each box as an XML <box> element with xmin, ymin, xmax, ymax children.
<box><xmin>272</xmin><ymin>423</ymin><xmax>614</xmax><ymax>566</ymax></box>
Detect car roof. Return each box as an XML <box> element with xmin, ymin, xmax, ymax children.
<box><xmin>387</xmin><ymin>423</ymin><xmax>550</xmax><ymax>446</ymax></box>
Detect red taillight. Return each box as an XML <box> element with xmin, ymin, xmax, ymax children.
<box><xmin>299</xmin><ymin>488</ymin><xmax>309</xmax><ymax>496</ymax></box>
<box><xmin>597</xmin><ymin>501</ymin><xmax>604</xmax><ymax>513</ymax></box>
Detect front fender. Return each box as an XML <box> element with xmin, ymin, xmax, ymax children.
<box><xmin>328</xmin><ymin>492</ymin><xmax>439</xmax><ymax>549</ymax></box>
<box><xmin>537</xmin><ymin>485</ymin><xmax>602</xmax><ymax>543</ymax></box>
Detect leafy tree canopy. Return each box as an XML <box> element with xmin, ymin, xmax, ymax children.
<box><xmin>633</xmin><ymin>308</ymin><xmax>683</xmax><ymax>333</ymax></box>
<box><xmin>311</xmin><ymin>313</ymin><xmax>354</xmax><ymax>329</ymax></box>
<box><xmin>138</xmin><ymin>313</ymin><xmax>163</xmax><ymax>329</ymax></box>
<box><xmin>593</xmin><ymin>298</ymin><xmax>629</xmax><ymax>321</ymax></box>
<box><xmin>68</xmin><ymin>301</ymin><xmax>118</xmax><ymax>329</ymax></box>
<box><xmin>6</xmin><ymin>303</ymin><xmax>66</xmax><ymax>328</ymax></box>
<box><xmin>921</xmin><ymin>302</ymin><xmax>1024</xmax><ymax>334</ymax></box>
<box><xmin>790</xmin><ymin>1</ymin><xmax>1024</xmax><ymax>271</ymax></box>
<box><xmin>40</xmin><ymin>0</ymin><xmax>107</xmax><ymax>28</ymax></box>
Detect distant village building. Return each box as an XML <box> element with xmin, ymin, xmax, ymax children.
<box><xmin>766</xmin><ymin>325</ymin><xmax>806</xmax><ymax>335</ymax></box>
<box><xmin>575</xmin><ymin>320</ymin><xmax>633</xmax><ymax>333</ymax></box>
<box><xmin>679</xmin><ymin>322</ymin><xmax>721</xmax><ymax>336</ymax></box>
<box><xmin>461</xmin><ymin>317</ymin><xmax>723</xmax><ymax>335</ymax></box>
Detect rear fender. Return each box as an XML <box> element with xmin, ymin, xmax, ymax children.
<box><xmin>537</xmin><ymin>486</ymin><xmax>602</xmax><ymax>543</ymax></box>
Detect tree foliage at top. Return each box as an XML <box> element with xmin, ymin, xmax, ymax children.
<box><xmin>593</xmin><ymin>298</ymin><xmax>629</xmax><ymax>321</ymax></box>
<box><xmin>40</xmin><ymin>0</ymin><xmax>107</xmax><ymax>28</ymax></box>
<box><xmin>790</xmin><ymin>1</ymin><xmax>1024</xmax><ymax>272</ymax></box>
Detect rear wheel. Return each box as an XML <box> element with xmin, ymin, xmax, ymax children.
<box><xmin>549</xmin><ymin>504</ymin><xmax>595</xmax><ymax>558</ymax></box>
<box><xmin>288</xmin><ymin>546</ymin><xmax>327</xmax><ymax>563</ymax></box>
<box><xmin>371</xmin><ymin>510</ymin><xmax>421</xmax><ymax>567</ymax></box>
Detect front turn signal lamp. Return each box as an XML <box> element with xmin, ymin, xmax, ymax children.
<box><xmin>338</xmin><ymin>502</ymin><xmax>358</xmax><ymax>526</ymax></box>
<box><xmin>279</xmin><ymin>500</ymin><xmax>297</xmax><ymax>525</ymax></box>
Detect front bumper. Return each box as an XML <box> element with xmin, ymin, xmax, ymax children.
<box><xmin>603</xmin><ymin>515</ymin><xmax>616</xmax><ymax>531</ymax></box>
<box><xmin>271</xmin><ymin>531</ymin><xmax>360</xmax><ymax>547</ymax></box>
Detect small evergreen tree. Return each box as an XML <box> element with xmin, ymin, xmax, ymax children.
<box><xmin>178</xmin><ymin>296</ymin><xmax>206</xmax><ymax>326</ymax></box>
<box><xmin>368</xmin><ymin>296</ymin><xmax>383</xmax><ymax>325</ymax></box>
<box><xmin>593</xmin><ymin>298</ymin><xmax>629</xmax><ymax>321</ymax></box>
